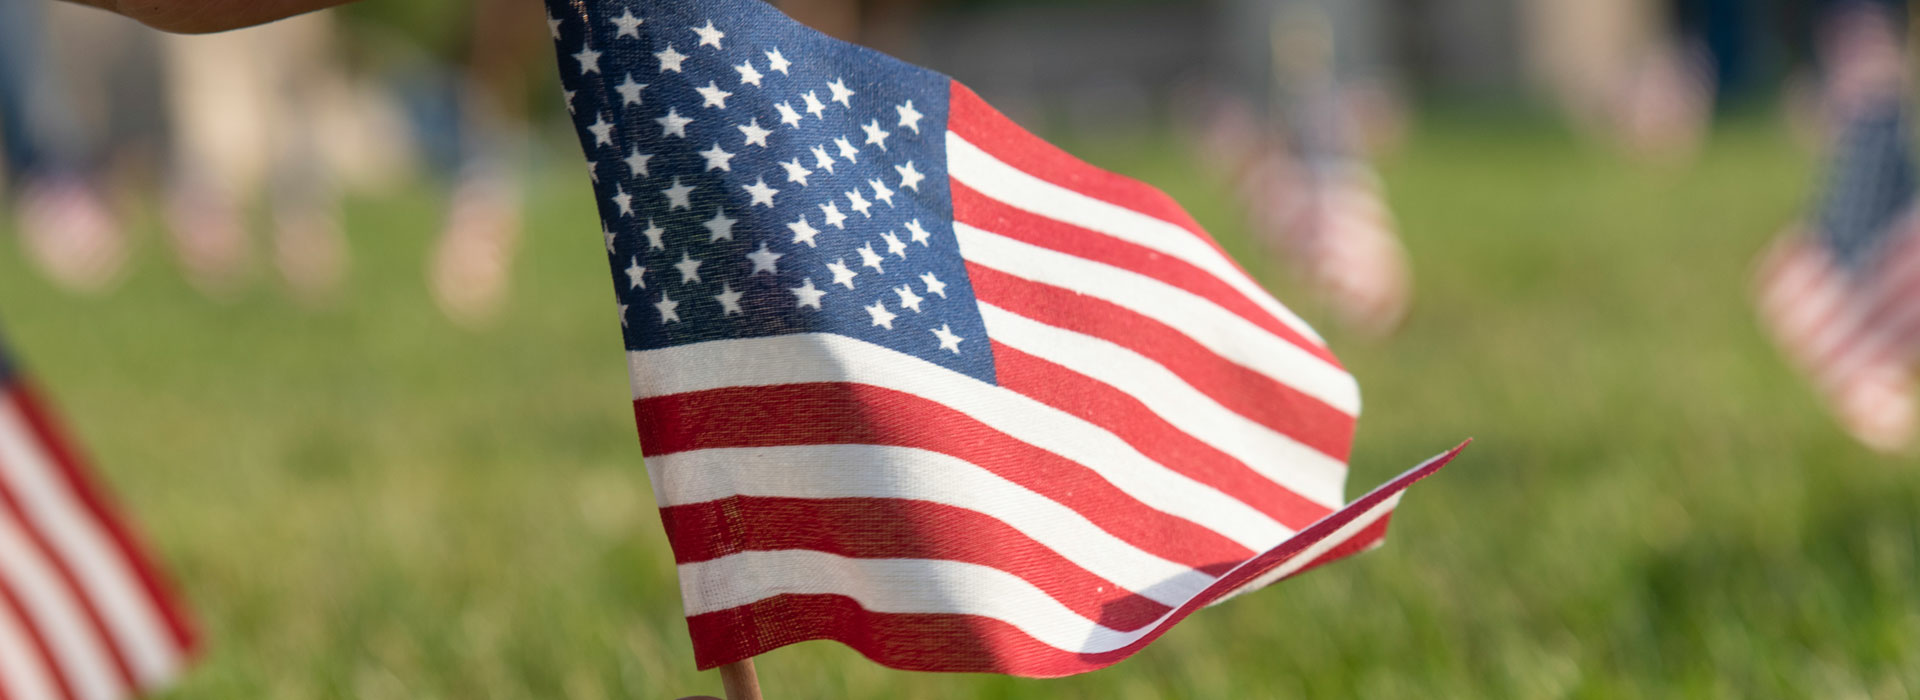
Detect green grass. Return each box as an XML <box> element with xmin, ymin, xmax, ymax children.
<box><xmin>4</xmin><ymin>115</ymin><xmax>1917</xmax><ymax>698</ymax></box>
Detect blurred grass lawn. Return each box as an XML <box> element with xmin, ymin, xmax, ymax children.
<box><xmin>6</xmin><ymin>113</ymin><xmax>1920</xmax><ymax>698</ymax></box>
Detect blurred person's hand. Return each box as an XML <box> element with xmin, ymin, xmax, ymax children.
<box><xmin>60</xmin><ymin>0</ymin><xmax>353</xmax><ymax>32</ymax></box>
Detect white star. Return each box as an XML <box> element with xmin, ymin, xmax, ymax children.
<box><xmin>610</xmin><ymin>9</ymin><xmax>643</xmax><ymax>39</ymax></box>
<box><xmin>869</xmin><ymin>178</ymin><xmax>895</xmax><ymax>207</ymax></box>
<box><xmin>624</xmin><ymin>147</ymin><xmax>653</xmax><ymax>178</ymax></box>
<box><xmin>742</xmin><ymin>177</ymin><xmax>778</xmax><ymax>207</ymax></box>
<box><xmin>656</xmin><ymin>107</ymin><xmax>692</xmax><ymax>138</ymax></box>
<box><xmin>692</xmin><ymin>20</ymin><xmax>725</xmax><ymax>49</ymax></box>
<box><xmin>586</xmin><ymin>159</ymin><xmax>599</xmax><ymax>182</ymax></box>
<box><xmin>673</xmin><ymin>252</ymin><xmax>704</xmax><ymax>283</ymax></box>
<box><xmin>810</xmin><ymin>145</ymin><xmax>836</xmax><ymax>173</ymax></box>
<box><xmin>790</xmin><ymin>277</ymin><xmax>826</xmax><ymax>309</ymax></box>
<box><xmin>775</xmin><ymin>102</ymin><xmax>804</xmax><ymax>128</ymax></box>
<box><xmin>547</xmin><ymin>13</ymin><xmax>562</xmax><ymax>39</ymax></box>
<box><xmin>827</xmin><ymin>259</ymin><xmax>859</xmax><ymax>289</ymax></box>
<box><xmin>615</xmin><ymin>74</ymin><xmax>647</xmax><ymax>106</ymax></box>
<box><xmin>920</xmin><ymin>271</ymin><xmax>948</xmax><ymax>298</ymax></box>
<box><xmin>931</xmin><ymin>324</ymin><xmax>963</xmax><ymax>353</ymax></box>
<box><xmin>818</xmin><ymin>202</ymin><xmax>847</xmax><ymax>229</ymax></box>
<box><xmin>735</xmin><ymin>60</ymin><xmax>764</xmax><ymax>87</ymax></box>
<box><xmin>587</xmin><ymin>113</ymin><xmax>615</xmax><ymax>146</ymax></box>
<box><xmin>880</xmin><ymin>230</ymin><xmax>907</xmax><ymax>259</ymax></box>
<box><xmin>865</xmin><ymin>299</ymin><xmax>898</xmax><ymax>329</ymax></box>
<box><xmin>747</xmin><ymin>243</ymin><xmax>783</xmax><ymax>274</ymax></box>
<box><xmin>698</xmin><ymin>143</ymin><xmax>736</xmax><ymax>172</ymax></box>
<box><xmin>894</xmin><ymin>284</ymin><xmax>925</xmax><ymax>312</ymax></box>
<box><xmin>826</xmin><ymin>78</ymin><xmax>856</xmax><ymax>108</ymax></box>
<box><xmin>787</xmin><ymin>216</ymin><xmax>821</xmax><ymax>247</ymax></box>
<box><xmin>896</xmin><ymin>101</ymin><xmax>924</xmax><ymax>134</ymax></box>
<box><xmin>655</xmin><ymin>293</ymin><xmax>682</xmax><ymax>323</ymax></box>
<box><xmin>834</xmin><ymin>136</ymin><xmax>860</xmax><ymax>164</ymax></box>
<box><xmin>896</xmin><ymin>161</ymin><xmax>925</xmax><ymax>192</ymax></box>
<box><xmin>845</xmin><ymin>189</ymin><xmax>873</xmax><ymax>217</ymax></box>
<box><xmin>905</xmin><ymin>219</ymin><xmax>932</xmax><ymax>246</ymax></box>
<box><xmin>610</xmin><ymin>186</ymin><xmax>634</xmax><ymax>216</ymax></box>
<box><xmin>574</xmin><ymin>44</ymin><xmax>602</xmax><ymax>74</ymax></box>
<box><xmin>856</xmin><ymin>242</ymin><xmax>885</xmax><ymax>273</ymax></box>
<box><xmin>861</xmin><ymin>120</ymin><xmax>891</xmax><ymax>151</ymax></box>
<box><xmin>703</xmin><ymin>208</ymin><xmax>737</xmax><ymax>241</ymax></box>
<box><xmin>625</xmin><ymin>257</ymin><xmax>647</xmax><ymax>289</ymax></box>
<box><xmin>662</xmin><ymin>177</ymin><xmax>695</xmax><ymax>210</ymax></box>
<box><xmin>641</xmin><ymin>219</ymin><xmax>666</xmax><ymax>250</ymax></box>
<box><xmin>695</xmin><ymin>81</ymin><xmax>733</xmax><ymax>109</ymax></box>
<box><xmin>801</xmin><ymin>90</ymin><xmax>827</xmax><ymax>119</ymax></box>
<box><xmin>714</xmin><ymin>283</ymin><xmax>744</xmax><ymax>316</ymax></box>
<box><xmin>738</xmin><ymin>119</ymin><xmax>771</xmax><ymax>147</ymax></box>
<box><xmin>765</xmin><ymin>48</ymin><xmax>791</xmax><ymax>74</ymax></box>
<box><xmin>655</xmin><ymin>45</ymin><xmax>688</xmax><ymax>73</ymax></box>
<box><xmin>780</xmin><ymin>158</ymin><xmax>813</xmax><ymax>186</ymax></box>
<box><xmin>619</xmin><ymin>302</ymin><xmax>629</xmax><ymax>327</ymax></box>
<box><xmin>564</xmin><ymin>89</ymin><xmax>577</xmax><ymax>114</ymax></box>
<box><xmin>603</xmin><ymin>226</ymin><xmax>616</xmax><ymax>253</ymax></box>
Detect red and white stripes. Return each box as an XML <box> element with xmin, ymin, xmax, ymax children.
<box><xmin>0</xmin><ymin>382</ymin><xmax>196</xmax><ymax>700</ymax></box>
<box><xmin>629</xmin><ymin>82</ymin><xmax>1453</xmax><ymax>676</ymax></box>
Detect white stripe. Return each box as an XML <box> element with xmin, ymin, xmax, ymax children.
<box><xmin>676</xmin><ymin>497</ymin><xmax>1398</xmax><ymax>655</ymax></box>
<box><xmin>0</xmin><ymin>593</ymin><xmax>64</xmax><ymax>700</ymax></box>
<box><xmin>628</xmin><ymin>334</ymin><xmax>1292</xmax><ymax>550</ymax></box>
<box><xmin>651</xmin><ymin>445</ymin><xmax>1218</xmax><ymax>606</ymax></box>
<box><xmin>979</xmin><ymin>304</ymin><xmax>1347</xmax><ymax>508</ymax></box>
<box><xmin>947</xmin><ymin>131</ymin><xmax>1327</xmax><ymax>347</ymax></box>
<box><xmin>957</xmin><ymin>224</ymin><xmax>1361</xmax><ymax>415</ymax></box>
<box><xmin>0</xmin><ymin>400</ymin><xmax>178</xmax><ymax>685</ymax></box>
<box><xmin>0</xmin><ymin>495</ymin><xmax>124</xmax><ymax>700</ymax></box>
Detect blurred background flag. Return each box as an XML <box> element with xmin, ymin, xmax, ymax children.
<box><xmin>1756</xmin><ymin>34</ymin><xmax>1920</xmax><ymax>454</ymax></box>
<box><xmin>0</xmin><ymin>336</ymin><xmax>197</xmax><ymax>699</ymax></box>
<box><xmin>546</xmin><ymin>0</ymin><xmax>1459</xmax><ymax>677</ymax></box>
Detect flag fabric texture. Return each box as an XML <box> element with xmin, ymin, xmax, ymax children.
<box><xmin>547</xmin><ymin>0</ymin><xmax>1458</xmax><ymax>677</ymax></box>
<box><xmin>0</xmin><ymin>337</ymin><xmax>197</xmax><ymax>698</ymax></box>
<box><xmin>1757</xmin><ymin>90</ymin><xmax>1920</xmax><ymax>452</ymax></box>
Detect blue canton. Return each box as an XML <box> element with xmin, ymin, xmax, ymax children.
<box><xmin>548</xmin><ymin>0</ymin><xmax>995</xmax><ymax>383</ymax></box>
<box><xmin>1817</xmin><ymin>96</ymin><xmax>1917</xmax><ymax>273</ymax></box>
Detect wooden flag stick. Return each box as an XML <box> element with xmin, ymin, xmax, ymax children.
<box><xmin>719</xmin><ymin>659</ymin><xmax>763</xmax><ymax>700</ymax></box>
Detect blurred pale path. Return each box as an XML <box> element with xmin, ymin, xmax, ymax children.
<box><xmin>5</xmin><ymin>114</ymin><xmax>1916</xmax><ymax>697</ymax></box>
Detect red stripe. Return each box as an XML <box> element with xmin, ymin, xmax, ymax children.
<box><xmin>947</xmin><ymin>82</ymin><xmax>1292</xmax><ymax>339</ymax></box>
<box><xmin>660</xmin><ymin>496</ymin><xmax>1176</xmax><ymax>631</ymax></box>
<box><xmin>0</xmin><ymin>395</ymin><xmax>140</xmax><ymax>690</ymax></box>
<box><xmin>635</xmin><ymin>384</ymin><xmax>1257</xmax><ymax>571</ymax></box>
<box><xmin>952</xmin><ymin>181</ymin><xmax>1341</xmax><ymax>366</ymax></box>
<box><xmin>0</xmin><ymin>576</ymin><xmax>77</xmax><ymax>700</ymax></box>
<box><xmin>990</xmin><ymin>343</ymin><xmax>1335</xmax><ymax>530</ymax></box>
<box><xmin>948</xmin><ymin>82</ymin><xmax>1214</xmax><ymax>246</ymax></box>
<box><xmin>682</xmin><ymin>443</ymin><xmax>1458</xmax><ymax>676</ymax></box>
<box><xmin>7</xmin><ymin>384</ymin><xmax>198</xmax><ymax>657</ymax></box>
<box><xmin>969</xmin><ymin>264</ymin><xmax>1354</xmax><ymax>460</ymax></box>
<box><xmin>1274</xmin><ymin>513</ymin><xmax>1392</xmax><ymax>582</ymax></box>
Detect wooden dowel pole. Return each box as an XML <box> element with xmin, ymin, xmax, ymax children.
<box><xmin>719</xmin><ymin>659</ymin><xmax>763</xmax><ymax>700</ymax></box>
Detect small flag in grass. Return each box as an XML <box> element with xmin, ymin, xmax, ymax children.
<box><xmin>0</xmin><ymin>336</ymin><xmax>198</xmax><ymax>698</ymax></box>
<box><xmin>546</xmin><ymin>0</ymin><xmax>1461</xmax><ymax>677</ymax></box>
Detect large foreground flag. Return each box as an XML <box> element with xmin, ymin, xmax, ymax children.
<box><xmin>0</xmin><ymin>338</ymin><xmax>197</xmax><ymax>699</ymax></box>
<box><xmin>1757</xmin><ymin>89</ymin><xmax>1920</xmax><ymax>453</ymax></box>
<box><xmin>546</xmin><ymin>0</ymin><xmax>1460</xmax><ymax>677</ymax></box>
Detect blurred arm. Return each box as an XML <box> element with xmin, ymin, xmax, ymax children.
<box><xmin>59</xmin><ymin>0</ymin><xmax>356</xmax><ymax>33</ymax></box>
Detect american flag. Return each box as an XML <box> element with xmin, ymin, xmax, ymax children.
<box><xmin>0</xmin><ymin>336</ymin><xmax>197</xmax><ymax>698</ymax></box>
<box><xmin>1757</xmin><ymin>91</ymin><xmax>1920</xmax><ymax>453</ymax></box>
<box><xmin>547</xmin><ymin>0</ymin><xmax>1459</xmax><ymax>676</ymax></box>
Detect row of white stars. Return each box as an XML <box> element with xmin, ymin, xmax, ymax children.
<box><xmin>617</xmin><ymin>265</ymin><xmax>961</xmax><ymax>353</ymax></box>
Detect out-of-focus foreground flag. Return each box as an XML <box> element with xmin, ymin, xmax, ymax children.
<box><xmin>546</xmin><ymin>0</ymin><xmax>1461</xmax><ymax>677</ymax></box>
<box><xmin>0</xmin><ymin>338</ymin><xmax>197</xmax><ymax>698</ymax></box>
<box><xmin>1757</xmin><ymin>88</ymin><xmax>1920</xmax><ymax>453</ymax></box>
